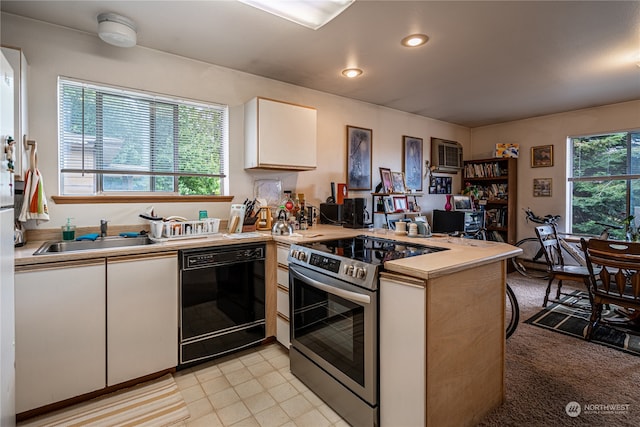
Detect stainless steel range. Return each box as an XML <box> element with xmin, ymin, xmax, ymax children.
<box><xmin>287</xmin><ymin>235</ymin><xmax>447</xmax><ymax>427</ymax></box>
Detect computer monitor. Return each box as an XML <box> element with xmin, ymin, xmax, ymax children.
<box><xmin>431</xmin><ymin>210</ymin><xmax>466</xmax><ymax>234</ymax></box>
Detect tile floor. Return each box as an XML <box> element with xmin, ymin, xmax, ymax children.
<box><xmin>173</xmin><ymin>343</ymin><xmax>350</xmax><ymax>427</ymax></box>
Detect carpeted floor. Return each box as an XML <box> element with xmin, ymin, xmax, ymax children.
<box><xmin>477</xmin><ymin>273</ymin><xmax>640</xmax><ymax>426</ymax></box>
<box><xmin>525</xmin><ymin>290</ymin><xmax>640</xmax><ymax>356</ymax></box>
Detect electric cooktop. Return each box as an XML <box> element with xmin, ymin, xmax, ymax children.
<box><xmin>300</xmin><ymin>235</ymin><xmax>448</xmax><ymax>266</ymax></box>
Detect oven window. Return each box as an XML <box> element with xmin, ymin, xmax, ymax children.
<box><xmin>292</xmin><ymin>277</ymin><xmax>365</xmax><ymax>386</ymax></box>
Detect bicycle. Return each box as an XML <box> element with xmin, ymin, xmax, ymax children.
<box><xmin>511</xmin><ymin>208</ymin><xmax>622</xmax><ymax>279</ymax></box>
<box><xmin>464</xmin><ymin>226</ymin><xmax>519</xmax><ymax>339</ymax></box>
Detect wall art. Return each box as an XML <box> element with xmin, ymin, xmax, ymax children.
<box><xmin>346</xmin><ymin>125</ymin><xmax>372</xmax><ymax>190</ymax></box>
<box><xmin>403</xmin><ymin>135</ymin><xmax>423</xmax><ymax>191</ymax></box>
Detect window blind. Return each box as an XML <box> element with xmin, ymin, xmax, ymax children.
<box><xmin>58</xmin><ymin>77</ymin><xmax>227</xmax><ymax>195</ymax></box>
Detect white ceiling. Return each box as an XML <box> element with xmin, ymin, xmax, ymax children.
<box><xmin>2</xmin><ymin>0</ymin><xmax>639</xmax><ymax>128</ymax></box>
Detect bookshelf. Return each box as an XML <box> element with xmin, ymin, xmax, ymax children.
<box><xmin>463</xmin><ymin>157</ymin><xmax>517</xmax><ymax>244</ymax></box>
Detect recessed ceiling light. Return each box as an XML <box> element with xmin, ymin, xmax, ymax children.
<box><xmin>401</xmin><ymin>34</ymin><xmax>429</xmax><ymax>48</ymax></box>
<box><xmin>342</xmin><ymin>68</ymin><xmax>363</xmax><ymax>78</ymax></box>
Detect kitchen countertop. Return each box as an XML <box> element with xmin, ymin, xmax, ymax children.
<box><xmin>15</xmin><ymin>225</ymin><xmax>521</xmax><ymax>278</ymax></box>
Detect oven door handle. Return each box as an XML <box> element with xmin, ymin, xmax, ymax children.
<box><xmin>293</xmin><ymin>269</ymin><xmax>371</xmax><ymax>305</ymax></box>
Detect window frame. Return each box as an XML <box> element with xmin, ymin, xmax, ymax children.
<box><xmin>567</xmin><ymin>129</ymin><xmax>640</xmax><ymax>235</ymax></box>
<box><xmin>56</xmin><ymin>77</ymin><xmax>229</xmax><ymax>201</ymax></box>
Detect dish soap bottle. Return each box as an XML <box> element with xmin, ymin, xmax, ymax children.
<box><xmin>61</xmin><ymin>218</ymin><xmax>76</xmax><ymax>241</ymax></box>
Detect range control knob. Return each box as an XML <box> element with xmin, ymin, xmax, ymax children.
<box><xmin>344</xmin><ymin>264</ymin><xmax>355</xmax><ymax>276</ymax></box>
<box><xmin>290</xmin><ymin>249</ymin><xmax>298</xmax><ymax>259</ymax></box>
<box><xmin>355</xmin><ymin>267</ymin><xmax>366</xmax><ymax>279</ymax></box>
<box><xmin>296</xmin><ymin>251</ymin><xmax>307</xmax><ymax>262</ymax></box>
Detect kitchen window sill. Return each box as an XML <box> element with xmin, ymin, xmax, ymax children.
<box><xmin>51</xmin><ymin>195</ymin><xmax>234</xmax><ymax>204</ymax></box>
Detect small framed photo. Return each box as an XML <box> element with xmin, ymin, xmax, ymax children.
<box><xmin>403</xmin><ymin>135</ymin><xmax>423</xmax><ymax>191</ymax></box>
<box><xmin>531</xmin><ymin>145</ymin><xmax>553</xmax><ymax>167</ymax></box>
<box><xmin>346</xmin><ymin>125</ymin><xmax>372</xmax><ymax>190</ymax></box>
<box><xmin>383</xmin><ymin>196</ymin><xmax>395</xmax><ymax>213</ymax></box>
<box><xmin>452</xmin><ymin>195</ymin><xmax>474</xmax><ymax>211</ymax></box>
<box><xmin>391</xmin><ymin>171</ymin><xmax>406</xmax><ymax>193</ymax></box>
<box><xmin>393</xmin><ymin>195</ymin><xmax>408</xmax><ymax>212</ymax></box>
<box><xmin>533</xmin><ymin>178</ymin><xmax>552</xmax><ymax>197</ymax></box>
<box><xmin>379</xmin><ymin>167</ymin><xmax>393</xmax><ymax>193</ymax></box>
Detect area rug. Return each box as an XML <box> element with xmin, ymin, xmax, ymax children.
<box><xmin>19</xmin><ymin>374</ymin><xmax>189</xmax><ymax>427</ymax></box>
<box><xmin>525</xmin><ymin>290</ymin><xmax>640</xmax><ymax>357</ymax></box>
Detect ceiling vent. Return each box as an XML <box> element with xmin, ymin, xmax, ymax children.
<box><xmin>431</xmin><ymin>137</ymin><xmax>463</xmax><ymax>174</ymax></box>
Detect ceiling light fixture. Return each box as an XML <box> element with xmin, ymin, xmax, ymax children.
<box><xmin>342</xmin><ymin>68</ymin><xmax>363</xmax><ymax>78</ymax></box>
<box><xmin>238</xmin><ymin>0</ymin><xmax>354</xmax><ymax>30</ymax></box>
<box><xmin>401</xmin><ymin>34</ymin><xmax>429</xmax><ymax>48</ymax></box>
<box><xmin>97</xmin><ymin>12</ymin><xmax>137</xmax><ymax>48</ymax></box>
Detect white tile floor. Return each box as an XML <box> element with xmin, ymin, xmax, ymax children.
<box><xmin>173</xmin><ymin>343</ymin><xmax>350</xmax><ymax>427</ymax></box>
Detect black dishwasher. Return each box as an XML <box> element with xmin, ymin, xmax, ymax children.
<box><xmin>179</xmin><ymin>243</ymin><xmax>266</xmax><ymax>367</ymax></box>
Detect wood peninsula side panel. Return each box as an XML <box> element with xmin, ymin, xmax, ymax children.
<box><xmin>426</xmin><ymin>260</ymin><xmax>505</xmax><ymax>426</ymax></box>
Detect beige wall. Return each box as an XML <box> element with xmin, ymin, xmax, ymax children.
<box><xmin>2</xmin><ymin>13</ymin><xmax>470</xmax><ymax>230</ymax></box>
<box><xmin>471</xmin><ymin>100</ymin><xmax>640</xmax><ymax>241</ymax></box>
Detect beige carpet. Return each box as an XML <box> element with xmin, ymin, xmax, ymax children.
<box><xmin>478</xmin><ymin>273</ymin><xmax>640</xmax><ymax>426</ymax></box>
<box><xmin>19</xmin><ymin>374</ymin><xmax>189</xmax><ymax>427</ymax></box>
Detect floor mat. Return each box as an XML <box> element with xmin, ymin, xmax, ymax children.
<box><xmin>525</xmin><ymin>290</ymin><xmax>640</xmax><ymax>357</ymax></box>
<box><xmin>19</xmin><ymin>374</ymin><xmax>189</xmax><ymax>427</ymax></box>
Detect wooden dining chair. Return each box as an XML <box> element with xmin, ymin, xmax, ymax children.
<box><xmin>535</xmin><ymin>224</ymin><xmax>593</xmax><ymax>307</ymax></box>
<box><xmin>580</xmin><ymin>238</ymin><xmax>640</xmax><ymax>341</ymax></box>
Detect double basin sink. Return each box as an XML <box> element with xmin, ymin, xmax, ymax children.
<box><xmin>34</xmin><ymin>236</ymin><xmax>155</xmax><ymax>255</ymax></box>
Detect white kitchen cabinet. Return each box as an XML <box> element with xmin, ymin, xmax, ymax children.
<box><xmin>244</xmin><ymin>97</ymin><xmax>317</xmax><ymax>171</ymax></box>
<box><xmin>106</xmin><ymin>252</ymin><xmax>178</xmax><ymax>386</ymax></box>
<box><xmin>275</xmin><ymin>243</ymin><xmax>290</xmax><ymax>348</ymax></box>
<box><xmin>14</xmin><ymin>260</ymin><xmax>106</xmax><ymax>413</ymax></box>
<box><xmin>0</xmin><ymin>46</ymin><xmax>28</xmax><ymax>181</ymax></box>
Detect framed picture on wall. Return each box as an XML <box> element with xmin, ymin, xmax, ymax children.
<box><xmin>403</xmin><ymin>135</ymin><xmax>423</xmax><ymax>191</ymax></box>
<box><xmin>533</xmin><ymin>178</ymin><xmax>552</xmax><ymax>197</ymax></box>
<box><xmin>531</xmin><ymin>145</ymin><xmax>553</xmax><ymax>167</ymax></box>
<box><xmin>346</xmin><ymin>125</ymin><xmax>372</xmax><ymax>190</ymax></box>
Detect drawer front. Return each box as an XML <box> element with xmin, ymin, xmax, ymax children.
<box><xmin>276</xmin><ymin>314</ymin><xmax>290</xmax><ymax>349</ymax></box>
<box><xmin>277</xmin><ymin>266</ymin><xmax>289</xmax><ymax>288</ymax></box>
<box><xmin>277</xmin><ymin>244</ymin><xmax>290</xmax><ymax>265</ymax></box>
<box><xmin>277</xmin><ymin>286</ymin><xmax>289</xmax><ymax>317</ymax></box>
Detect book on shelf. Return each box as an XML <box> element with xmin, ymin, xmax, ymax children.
<box><xmin>464</xmin><ymin>161</ymin><xmax>508</xmax><ymax>179</ymax></box>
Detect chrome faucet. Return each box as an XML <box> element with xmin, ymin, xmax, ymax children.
<box><xmin>100</xmin><ymin>219</ymin><xmax>108</xmax><ymax>238</ymax></box>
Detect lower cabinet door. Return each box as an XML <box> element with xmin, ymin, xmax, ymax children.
<box><xmin>107</xmin><ymin>253</ymin><xmax>178</xmax><ymax>386</ymax></box>
<box><xmin>15</xmin><ymin>261</ymin><xmax>107</xmax><ymax>413</ymax></box>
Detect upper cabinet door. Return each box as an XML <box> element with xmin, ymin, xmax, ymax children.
<box><xmin>245</xmin><ymin>97</ymin><xmax>317</xmax><ymax>171</ymax></box>
<box><xmin>0</xmin><ymin>46</ymin><xmax>28</xmax><ymax>181</ymax></box>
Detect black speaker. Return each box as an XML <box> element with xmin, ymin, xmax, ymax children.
<box><xmin>343</xmin><ymin>198</ymin><xmax>367</xmax><ymax>228</ymax></box>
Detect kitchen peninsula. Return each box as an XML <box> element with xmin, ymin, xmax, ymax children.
<box><xmin>14</xmin><ymin>225</ymin><xmax>519</xmax><ymax>426</ymax></box>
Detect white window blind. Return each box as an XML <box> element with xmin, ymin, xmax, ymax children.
<box><xmin>58</xmin><ymin>78</ymin><xmax>227</xmax><ymax>195</ymax></box>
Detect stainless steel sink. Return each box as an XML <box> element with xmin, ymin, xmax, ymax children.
<box><xmin>34</xmin><ymin>236</ymin><xmax>155</xmax><ymax>255</ymax></box>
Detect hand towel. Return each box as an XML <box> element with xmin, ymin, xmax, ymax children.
<box><xmin>18</xmin><ymin>168</ymin><xmax>50</xmax><ymax>223</ymax></box>
<box><xmin>76</xmin><ymin>233</ymin><xmax>99</xmax><ymax>241</ymax></box>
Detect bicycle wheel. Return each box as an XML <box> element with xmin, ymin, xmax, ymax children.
<box><xmin>505</xmin><ymin>284</ymin><xmax>519</xmax><ymax>339</ymax></box>
<box><xmin>511</xmin><ymin>237</ymin><xmax>549</xmax><ymax>279</ymax></box>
